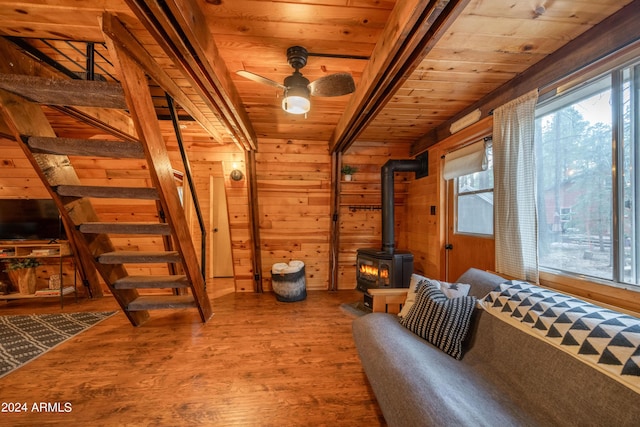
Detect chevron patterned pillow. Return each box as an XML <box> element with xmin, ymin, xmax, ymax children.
<box><xmin>400</xmin><ymin>282</ymin><xmax>477</xmax><ymax>360</ymax></box>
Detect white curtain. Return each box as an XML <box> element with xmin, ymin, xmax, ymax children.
<box><xmin>493</xmin><ymin>89</ymin><xmax>539</xmax><ymax>283</ymax></box>
<box><xmin>442</xmin><ymin>139</ymin><xmax>488</xmax><ymax>180</ymax></box>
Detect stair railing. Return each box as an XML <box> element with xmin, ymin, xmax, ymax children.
<box><xmin>165</xmin><ymin>94</ymin><xmax>207</xmax><ymax>284</ymax></box>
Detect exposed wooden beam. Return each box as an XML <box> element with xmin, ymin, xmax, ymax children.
<box><xmin>410</xmin><ymin>0</ymin><xmax>640</xmax><ymax>156</ymax></box>
<box><xmin>329</xmin><ymin>0</ymin><xmax>470</xmax><ymax>154</ymax></box>
<box><xmin>0</xmin><ymin>36</ymin><xmax>137</xmax><ymax>141</ymax></box>
<box><xmin>328</xmin><ymin>151</ymin><xmax>342</xmax><ymax>292</ymax></box>
<box><xmin>245</xmin><ymin>149</ymin><xmax>263</xmax><ymax>293</ymax></box>
<box><xmin>101</xmin><ymin>13</ymin><xmax>226</xmax><ymax>144</ymax></box>
<box><xmin>125</xmin><ymin>0</ymin><xmax>256</xmax><ymax>151</ymax></box>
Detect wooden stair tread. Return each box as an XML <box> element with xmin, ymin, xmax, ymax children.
<box><xmin>113</xmin><ymin>275</ymin><xmax>189</xmax><ymax>289</ymax></box>
<box><xmin>79</xmin><ymin>222</ymin><xmax>171</xmax><ymax>235</ymax></box>
<box><xmin>127</xmin><ymin>295</ymin><xmax>197</xmax><ymax>311</ymax></box>
<box><xmin>28</xmin><ymin>136</ymin><xmax>145</xmax><ymax>159</ymax></box>
<box><xmin>55</xmin><ymin>185</ymin><xmax>159</xmax><ymax>199</ymax></box>
<box><xmin>0</xmin><ymin>73</ymin><xmax>127</xmax><ymax>109</ymax></box>
<box><xmin>98</xmin><ymin>251</ymin><xmax>181</xmax><ymax>264</ymax></box>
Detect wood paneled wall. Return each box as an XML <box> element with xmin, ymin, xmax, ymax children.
<box><xmin>337</xmin><ymin>140</ymin><xmax>412</xmax><ymax>289</ymax></box>
<box><xmin>405</xmin><ymin>149</ymin><xmax>440</xmax><ymax>278</ymax></box>
<box><xmin>0</xmin><ymin>138</ymin><xmax>49</xmax><ymax>198</ymax></box>
<box><xmin>3</xmin><ymin>118</ymin><xmax>424</xmax><ymax>294</ymax></box>
<box><xmin>255</xmin><ymin>138</ymin><xmax>331</xmax><ymax>291</ymax></box>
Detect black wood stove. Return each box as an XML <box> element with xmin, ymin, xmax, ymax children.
<box><xmin>356</xmin><ymin>248</ymin><xmax>413</xmax><ymax>293</ymax></box>
<box><xmin>355</xmin><ymin>155</ymin><xmax>427</xmax><ymax>293</ymax></box>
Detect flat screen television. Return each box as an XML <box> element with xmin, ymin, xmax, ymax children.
<box><xmin>0</xmin><ymin>199</ymin><xmax>66</xmax><ymax>241</ymax></box>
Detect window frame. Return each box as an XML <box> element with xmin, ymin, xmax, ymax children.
<box><xmin>534</xmin><ymin>55</ymin><xmax>640</xmax><ymax>291</ymax></box>
<box><xmin>454</xmin><ymin>147</ymin><xmax>494</xmax><ymax>237</ymax></box>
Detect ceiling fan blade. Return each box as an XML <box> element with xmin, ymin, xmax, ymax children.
<box><xmin>236</xmin><ymin>70</ymin><xmax>285</xmax><ymax>90</ymax></box>
<box><xmin>308</xmin><ymin>73</ymin><xmax>355</xmax><ymax>97</ymax></box>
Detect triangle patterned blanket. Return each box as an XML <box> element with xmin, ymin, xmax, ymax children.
<box><xmin>480</xmin><ymin>281</ymin><xmax>640</xmax><ymax>394</ymax></box>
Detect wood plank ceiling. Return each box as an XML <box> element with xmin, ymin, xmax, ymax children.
<box><xmin>0</xmin><ymin>0</ymin><xmax>634</xmax><ymax>152</ymax></box>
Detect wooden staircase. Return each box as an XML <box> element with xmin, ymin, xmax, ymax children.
<box><xmin>0</xmin><ymin>48</ymin><xmax>213</xmax><ymax>326</ymax></box>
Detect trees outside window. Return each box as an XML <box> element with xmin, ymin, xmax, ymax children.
<box><xmin>535</xmin><ymin>62</ymin><xmax>639</xmax><ymax>287</ymax></box>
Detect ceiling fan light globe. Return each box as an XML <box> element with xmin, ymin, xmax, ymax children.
<box><xmin>282</xmin><ymin>95</ymin><xmax>310</xmax><ymax>114</ymax></box>
<box><xmin>282</xmin><ymin>84</ymin><xmax>310</xmax><ymax>114</ymax></box>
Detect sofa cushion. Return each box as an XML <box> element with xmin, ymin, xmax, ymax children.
<box><xmin>400</xmin><ymin>282</ymin><xmax>476</xmax><ymax>359</ymax></box>
<box><xmin>353</xmin><ymin>313</ymin><xmax>547</xmax><ymax>426</ymax></box>
<box><xmin>398</xmin><ymin>274</ymin><xmax>471</xmax><ymax>318</ymax></box>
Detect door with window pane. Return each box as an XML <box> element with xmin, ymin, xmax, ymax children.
<box><xmin>446</xmin><ymin>168</ymin><xmax>495</xmax><ymax>281</ymax></box>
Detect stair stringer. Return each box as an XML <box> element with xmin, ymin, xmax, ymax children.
<box><xmin>105</xmin><ymin>30</ymin><xmax>213</xmax><ymax>323</ymax></box>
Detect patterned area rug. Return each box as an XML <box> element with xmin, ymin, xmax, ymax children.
<box><xmin>0</xmin><ymin>311</ymin><xmax>116</xmax><ymax>379</ymax></box>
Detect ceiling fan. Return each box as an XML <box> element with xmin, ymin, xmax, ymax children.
<box><xmin>236</xmin><ymin>46</ymin><xmax>356</xmax><ymax>115</ymax></box>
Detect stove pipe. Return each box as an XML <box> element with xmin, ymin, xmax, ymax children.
<box><xmin>381</xmin><ymin>155</ymin><xmax>429</xmax><ymax>253</ymax></box>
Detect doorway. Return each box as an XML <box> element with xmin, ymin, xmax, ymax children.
<box><xmin>209</xmin><ymin>175</ymin><xmax>234</xmax><ymax>278</ymax></box>
<box><xmin>184</xmin><ymin>162</ymin><xmax>234</xmax><ymax>281</ymax></box>
<box><xmin>445</xmin><ymin>179</ymin><xmax>495</xmax><ymax>281</ymax></box>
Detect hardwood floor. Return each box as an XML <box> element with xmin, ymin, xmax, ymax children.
<box><xmin>0</xmin><ymin>286</ymin><xmax>385</xmax><ymax>426</ymax></box>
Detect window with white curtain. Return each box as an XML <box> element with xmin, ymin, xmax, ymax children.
<box><xmin>444</xmin><ymin>140</ymin><xmax>494</xmax><ymax>236</ymax></box>
<box><xmin>535</xmin><ymin>59</ymin><xmax>640</xmax><ymax>287</ymax></box>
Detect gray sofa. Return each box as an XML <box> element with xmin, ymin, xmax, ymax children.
<box><xmin>352</xmin><ymin>268</ymin><xmax>640</xmax><ymax>426</ymax></box>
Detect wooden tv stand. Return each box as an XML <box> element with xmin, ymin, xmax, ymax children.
<box><xmin>0</xmin><ymin>240</ymin><xmax>77</xmax><ymax>307</ymax></box>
